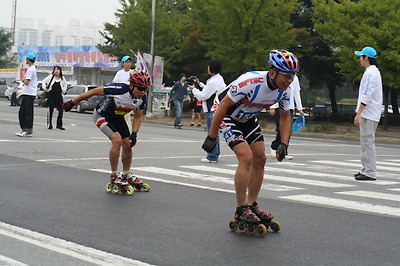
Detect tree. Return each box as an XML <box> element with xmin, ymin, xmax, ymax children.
<box><xmin>188</xmin><ymin>0</ymin><xmax>299</xmax><ymax>82</ymax></box>
<box><xmin>313</xmin><ymin>0</ymin><xmax>400</xmax><ymax>124</ymax></box>
<box><xmin>98</xmin><ymin>0</ymin><xmax>192</xmax><ymax>84</ymax></box>
<box><xmin>0</xmin><ymin>28</ymin><xmax>17</xmax><ymax>68</ymax></box>
<box><xmin>289</xmin><ymin>0</ymin><xmax>345</xmax><ymax>113</ymax></box>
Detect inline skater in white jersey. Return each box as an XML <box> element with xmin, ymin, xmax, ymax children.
<box><xmin>63</xmin><ymin>71</ymin><xmax>151</xmax><ymax>186</ymax></box>
<box><xmin>203</xmin><ymin>50</ymin><xmax>299</xmax><ymax>228</ymax></box>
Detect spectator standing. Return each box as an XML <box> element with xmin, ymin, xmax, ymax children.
<box><xmin>170</xmin><ymin>74</ymin><xmax>188</xmax><ymax>129</ymax></box>
<box><xmin>10</xmin><ymin>80</ymin><xmax>18</xmax><ymax>106</ymax></box>
<box><xmin>353</xmin><ymin>46</ymin><xmax>382</xmax><ymax>181</ymax></box>
<box><xmin>189</xmin><ymin>59</ymin><xmax>226</xmax><ymax>163</ymax></box>
<box><xmin>42</xmin><ymin>66</ymin><xmax>67</xmax><ymax>130</ymax></box>
<box><xmin>15</xmin><ymin>53</ymin><xmax>37</xmax><ymax>137</ymax></box>
<box><xmin>189</xmin><ymin>92</ymin><xmax>202</xmax><ymax>127</ymax></box>
<box><xmin>269</xmin><ymin>75</ymin><xmax>304</xmax><ymax>159</ymax></box>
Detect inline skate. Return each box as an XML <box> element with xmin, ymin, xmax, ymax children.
<box><xmin>229</xmin><ymin>205</ymin><xmax>267</xmax><ymax>237</ymax></box>
<box><xmin>126</xmin><ymin>172</ymin><xmax>150</xmax><ymax>192</ymax></box>
<box><xmin>106</xmin><ymin>172</ymin><xmax>134</xmax><ymax>195</ymax></box>
<box><xmin>249</xmin><ymin>202</ymin><xmax>281</xmax><ymax>233</ymax></box>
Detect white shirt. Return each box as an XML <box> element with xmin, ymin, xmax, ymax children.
<box><xmin>112</xmin><ymin>69</ymin><xmax>131</xmax><ymax>84</ymax></box>
<box><xmin>42</xmin><ymin>74</ymin><xmax>67</xmax><ymax>93</ymax></box>
<box><xmin>219</xmin><ymin>71</ymin><xmax>291</xmax><ymax>122</ymax></box>
<box><xmin>192</xmin><ymin>73</ymin><xmax>226</xmax><ymax>112</ymax></box>
<box><xmin>270</xmin><ymin>75</ymin><xmax>302</xmax><ymax>110</ymax></box>
<box><xmin>21</xmin><ymin>65</ymin><xmax>37</xmax><ymax>96</ymax></box>
<box><xmin>356</xmin><ymin>65</ymin><xmax>382</xmax><ymax>122</ymax></box>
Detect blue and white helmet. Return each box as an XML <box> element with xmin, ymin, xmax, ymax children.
<box><xmin>268</xmin><ymin>50</ymin><xmax>299</xmax><ymax>72</ymax></box>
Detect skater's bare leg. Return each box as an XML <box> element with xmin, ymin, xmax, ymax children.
<box><xmin>247</xmin><ymin>141</ymin><xmax>266</xmax><ymax>204</ymax></box>
<box><xmin>121</xmin><ymin>137</ymin><xmax>132</xmax><ymax>172</ymax></box>
<box><xmin>109</xmin><ymin>132</ymin><xmax>122</xmax><ymax>172</ymax></box>
<box><xmin>233</xmin><ymin>142</ymin><xmax>253</xmax><ymax>206</ymax></box>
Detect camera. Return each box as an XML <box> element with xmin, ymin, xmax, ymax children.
<box><xmin>186</xmin><ymin>76</ymin><xmax>197</xmax><ymax>86</ymax></box>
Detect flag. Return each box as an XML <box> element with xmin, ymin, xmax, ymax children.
<box><xmin>134</xmin><ymin>50</ymin><xmax>148</xmax><ymax>72</ymax></box>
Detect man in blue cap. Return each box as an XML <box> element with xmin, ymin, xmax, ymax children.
<box><xmin>113</xmin><ymin>55</ymin><xmax>133</xmax><ymax>85</ymax></box>
<box><xmin>16</xmin><ymin>52</ymin><xmax>37</xmax><ymax>137</ymax></box>
<box><xmin>354</xmin><ymin>46</ymin><xmax>382</xmax><ymax>181</ymax></box>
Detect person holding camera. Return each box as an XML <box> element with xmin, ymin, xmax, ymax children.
<box><xmin>188</xmin><ymin>59</ymin><xmax>226</xmax><ymax>163</ymax></box>
<box><xmin>202</xmin><ymin>50</ymin><xmax>299</xmax><ymax>224</ymax></box>
<box><xmin>170</xmin><ymin>73</ymin><xmax>188</xmax><ymax>129</ymax></box>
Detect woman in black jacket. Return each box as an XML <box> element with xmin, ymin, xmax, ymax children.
<box><xmin>42</xmin><ymin>66</ymin><xmax>67</xmax><ymax>130</ymax></box>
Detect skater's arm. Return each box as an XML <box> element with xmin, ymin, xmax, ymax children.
<box><xmin>279</xmin><ymin>109</ymin><xmax>291</xmax><ymax>146</ymax></box>
<box><xmin>208</xmin><ymin>96</ymin><xmax>235</xmax><ymax>139</ymax></box>
<box><xmin>70</xmin><ymin>86</ymin><xmax>104</xmax><ymax>105</ymax></box>
<box><xmin>132</xmin><ymin>109</ymin><xmax>143</xmax><ymax>133</ymax></box>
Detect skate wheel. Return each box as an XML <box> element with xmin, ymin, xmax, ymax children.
<box><xmin>112</xmin><ymin>184</ymin><xmax>120</xmax><ymax>194</ymax></box>
<box><xmin>270</xmin><ymin>220</ymin><xmax>281</xmax><ymax>232</ymax></box>
<box><xmin>229</xmin><ymin>219</ymin><xmax>238</xmax><ymax>232</ymax></box>
<box><xmin>106</xmin><ymin>183</ymin><xmax>113</xmax><ymax>193</ymax></box>
<box><xmin>248</xmin><ymin>224</ymin><xmax>257</xmax><ymax>235</ymax></box>
<box><xmin>136</xmin><ymin>183</ymin><xmax>150</xmax><ymax>192</ymax></box>
<box><xmin>257</xmin><ymin>224</ymin><xmax>267</xmax><ymax>237</ymax></box>
<box><xmin>127</xmin><ymin>185</ymin><xmax>134</xmax><ymax>195</ymax></box>
<box><xmin>238</xmin><ymin>222</ymin><xmax>247</xmax><ymax>233</ymax></box>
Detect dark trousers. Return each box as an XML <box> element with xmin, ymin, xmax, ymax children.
<box><xmin>18</xmin><ymin>95</ymin><xmax>35</xmax><ymax>134</ymax></box>
<box><xmin>271</xmin><ymin>109</ymin><xmax>294</xmax><ymax>151</ymax></box>
<box><xmin>47</xmin><ymin>105</ymin><xmax>63</xmax><ymax>128</ymax></box>
<box><xmin>10</xmin><ymin>93</ymin><xmax>17</xmax><ymax>106</ymax></box>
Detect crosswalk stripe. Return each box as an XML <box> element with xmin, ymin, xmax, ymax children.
<box><xmin>336</xmin><ymin>190</ymin><xmax>400</xmax><ymax>202</ymax></box>
<box><xmin>131</xmin><ymin>166</ymin><xmax>299</xmax><ymax>191</ymax></box>
<box><xmin>264</xmin><ymin>167</ymin><xmax>399</xmax><ymax>185</ymax></box>
<box><xmin>311</xmin><ymin>160</ymin><xmax>400</xmax><ymax>172</ymax></box>
<box><xmin>181</xmin><ymin>165</ymin><xmax>354</xmax><ymax>188</ymax></box>
<box><xmin>279</xmin><ymin>194</ymin><xmax>400</xmax><ymax>218</ymax></box>
<box><xmin>349</xmin><ymin>160</ymin><xmax>400</xmax><ymax>167</ymax></box>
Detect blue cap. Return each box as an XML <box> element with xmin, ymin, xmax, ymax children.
<box><xmin>121</xmin><ymin>55</ymin><xmax>133</xmax><ymax>63</ymax></box>
<box><xmin>355</xmin><ymin>47</ymin><xmax>377</xmax><ymax>58</ymax></box>
<box><xmin>26</xmin><ymin>53</ymin><xmax>36</xmax><ymax>60</ymax></box>
<box><xmin>292</xmin><ymin>116</ymin><xmax>305</xmax><ymax>133</ymax></box>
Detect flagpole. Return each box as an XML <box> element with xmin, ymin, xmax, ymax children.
<box><xmin>146</xmin><ymin>0</ymin><xmax>156</xmax><ymax>118</ymax></box>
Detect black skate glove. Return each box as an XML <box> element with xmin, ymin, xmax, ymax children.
<box><xmin>202</xmin><ymin>135</ymin><xmax>217</xmax><ymax>152</ymax></box>
<box><xmin>276</xmin><ymin>143</ymin><xmax>287</xmax><ymax>162</ymax></box>
<box><xmin>62</xmin><ymin>100</ymin><xmax>75</xmax><ymax>112</ymax></box>
<box><xmin>129</xmin><ymin>132</ymin><xmax>137</xmax><ymax>147</ymax></box>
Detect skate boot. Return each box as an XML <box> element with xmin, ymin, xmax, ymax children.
<box><xmin>126</xmin><ymin>172</ymin><xmax>150</xmax><ymax>192</ymax></box>
<box><xmin>228</xmin><ymin>205</ymin><xmax>267</xmax><ymax>237</ymax></box>
<box><xmin>106</xmin><ymin>173</ymin><xmax>134</xmax><ymax>195</ymax></box>
<box><xmin>249</xmin><ymin>202</ymin><xmax>281</xmax><ymax>233</ymax></box>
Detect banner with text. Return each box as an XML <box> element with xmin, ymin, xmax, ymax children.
<box><xmin>17</xmin><ymin>46</ymin><xmax>119</xmax><ymax>68</ymax></box>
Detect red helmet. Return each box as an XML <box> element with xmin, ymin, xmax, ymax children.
<box><xmin>129</xmin><ymin>71</ymin><xmax>151</xmax><ymax>88</ymax></box>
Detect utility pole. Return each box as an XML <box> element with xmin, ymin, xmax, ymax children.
<box><xmin>11</xmin><ymin>0</ymin><xmax>17</xmax><ymax>45</ymax></box>
<box><xmin>146</xmin><ymin>0</ymin><xmax>156</xmax><ymax>118</ymax></box>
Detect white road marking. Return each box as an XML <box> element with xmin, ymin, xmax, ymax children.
<box><xmin>182</xmin><ymin>165</ymin><xmax>354</xmax><ymax>188</ymax></box>
<box><xmin>0</xmin><ymin>222</ymin><xmax>152</xmax><ymax>266</ymax></box>
<box><xmin>279</xmin><ymin>194</ymin><xmax>400</xmax><ymax>218</ymax></box>
<box><xmin>311</xmin><ymin>160</ymin><xmax>400</xmax><ymax>172</ymax></box>
<box><xmin>130</xmin><ymin>166</ymin><xmax>300</xmax><ymax>191</ymax></box>
<box><xmin>336</xmin><ymin>190</ymin><xmax>400</xmax><ymax>202</ymax></box>
<box><xmin>0</xmin><ymin>255</ymin><xmax>29</xmax><ymax>266</ymax></box>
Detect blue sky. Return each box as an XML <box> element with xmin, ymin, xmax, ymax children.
<box><xmin>0</xmin><ymin>0</ymin><xmax>120</xmax><ymax>29</ymax></box>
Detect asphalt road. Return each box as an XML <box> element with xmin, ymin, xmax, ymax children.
<box><xmin>0</xmin><ymin>98</ymin><xmax>399</xmax><ymax>265</ymax></box>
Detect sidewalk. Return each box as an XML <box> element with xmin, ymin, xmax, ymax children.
<box><xmin>144</xmin><ymin>114</ymin><xmax>400</xmax><ymax>145</ymax></box>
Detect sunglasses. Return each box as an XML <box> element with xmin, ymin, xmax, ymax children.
<box><xmin>136</xmin><ymin>87</ymin><xmax>148</xmax><ymax>92</ymax></box>
<box><xmin>280</xmin><ymin>72</ymin><xmax>296</xmax><ymax>80</ymax></box>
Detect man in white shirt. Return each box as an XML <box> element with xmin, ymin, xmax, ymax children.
<box><xmin>16</xmin><ymin>53</ymin><xmax>37</xmax><ymax>137</ymax></box>
<box><xmin>188</xmin><ymin>59</ymin><xmax>226</xmax><ymax>163</ymax></box>
<box><xmin>354</xmin><ymin>46</ymin><xmax>382</xmax><ymax>181</ymax></box>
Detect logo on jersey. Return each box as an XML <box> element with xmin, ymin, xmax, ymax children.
<box><xmin>238</xmin><ymin>77</ymin><xmax>263</xmax><ymax>88</ymax></box>
<box><xmin>231</xmin><ymin>85</ymin><xmax>238</xmax><ymax>93</ymax></box>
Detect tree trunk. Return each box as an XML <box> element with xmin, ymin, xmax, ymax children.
<box><xmin>390</xmin><ymin>88</ymin><xmax>399</xmax><ymax>115</ymax></box>
<box><xmin>328</xmin><ymin>84</ymin><xmax>338</xmax><ymax>114</ymax></box>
